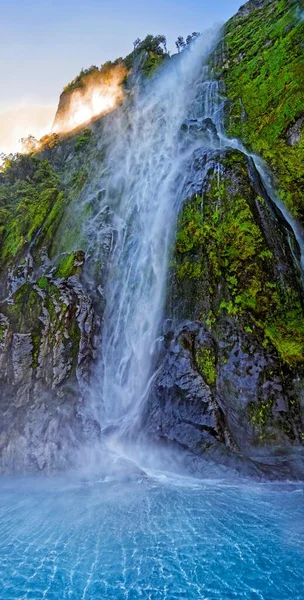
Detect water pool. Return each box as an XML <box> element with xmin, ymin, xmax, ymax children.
<box><xmin>0</xmin><ymin>474</ymin><xmax>303</xmax><ymax>599</ymax></box>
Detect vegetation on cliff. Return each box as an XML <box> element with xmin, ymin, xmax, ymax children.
<box><xmin>0</xmin><ymin>0</ymin><xmax>303</xmax><ymax>466</ymax></box>
<box><xmin>216</xmin><ymin>0</ymin><xmax>304</xmax><ymax>221</ymax></box>
<box><xmin>174</xmin><ymin>150</ymin><xmax>304</xmax><ymax>366</ymax></box>
<box><xmin>0</xmin><ymin>154</ymin><xmax>66</xmax><ymax>267</ymax></box>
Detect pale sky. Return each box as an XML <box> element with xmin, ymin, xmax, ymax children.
<box><xmin>0</xmin><ymin>0</ymin><xmax>242</xmax><ymax>153</ymax></box>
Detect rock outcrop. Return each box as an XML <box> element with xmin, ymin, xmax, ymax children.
<box><xmin>214</xmin><ymin>0</ymin><xmax>304</xmax><ymax>222</ymax></box>
<box><xmin>0</xmin><ymin>251</ymin><xmax>101</xmax><ymax>472</ymax></box>
<box><xmin>143</xmin><ymin>146</ymin><xmax>304</xmax><ymax>477</ymax></box>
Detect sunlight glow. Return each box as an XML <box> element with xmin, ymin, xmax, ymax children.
<box><xmin>52</xmin><ymin>65</ymin><xmax>127</xmax><ymax>133</ymax></box>
<box><xmin>0</xmin><ymin>104</ymin><xmax>56</xmax><ymax>155</ymax></box>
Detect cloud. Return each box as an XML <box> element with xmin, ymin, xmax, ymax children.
<box><xmin>0</xmin><ymin>103</ymin><xmax>56</xmax><ymax>155</ymax></box>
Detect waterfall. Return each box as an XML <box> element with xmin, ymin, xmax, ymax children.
<box><xmin>89</xmin><ymin>29</ymin><xmax>304</xmax><ymax>441</ymax></box>
<box><xmin>89</xmin><ymin>33</ymin><xmax>220</xmax><ymax>428</ymax></box>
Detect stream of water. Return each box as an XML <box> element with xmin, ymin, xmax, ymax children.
<box><xmin>97</xmin><ymin>33</ymin><xmax>221</xmax><ymax>427</ymax></box>
<box><xmin>91</xmin><ymin>31</ymin><xmax>304</xmax><ymax>439</ymax></box>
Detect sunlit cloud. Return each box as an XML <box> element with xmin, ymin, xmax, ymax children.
<box><xmin>0</xmin><ymin>103</ymin><xmax>56</xmax><ymax>155</ymax></box>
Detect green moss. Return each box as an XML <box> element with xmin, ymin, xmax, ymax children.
<box><xmin>176</xmin><ymin>154</ymin><xmax>272</xmax><ymax>313</ymax></box>
<box><xmin>0</xmin><ymin>325</ymin><xmax>7</xmax><ymax>343</ymax></box>
<box><xmin>31</xmin><ymin>331</ymin><xmax>42</xmax><ymax>368</ymax></box>
<box><xmin>174</xmin><ymin>150</ymin><xmax>304</xmax><ymax>366</ymax></box>
<box><xmin>196</xmin><ymin>347</ymin><xmax>217</xmax><ymax>386</ymax></box>
<box><xmin>248</xmin><ymin>400</ymin><xmax>273</xmax><ymax>428</ymax></box>
<box><xmin>75</xmin><ymin>128</ymin><xmax>92</xmax><ymax>152</ymax></box>
<box><xmin>264</xmin><ymin>304</ymin><xmax>304</xmax><ymax>365</ymax></box>
<box><xmin>176</xmin><ymin>194</ymin><xmax>204</xmax><ymax>253</ymax></box>
<box><xmin>37</xmin><ymin>277</ymin><xmax>48</xmax><ymax>290</ymax></box>
<box><xmin>0</xmin><ymin>155</ymin><xmax>66</xmax><ymax>266</ymax></box>
<box><xmin>55</xmin><ymin>254</ymin><xmax>75</xmax><ymax>278</ymax></box>
<box><xmin>71</xmin><ymin>167</ymin><xmax>88</xmax><ymax>191</ymax></box>
<box><xmin>54</xmin><ymin>251</ymin><xmax>84</xmax><ymax>279</ymax></box>
<box><xmin>217</xmin><ymin>0</ymin><xmax>304</xmax><ymax>220</ymax></box>
<box><xmin>3</xmin><ymin>282</ymin><xmax>43</xmax><ymax>333</ymax></box>
<box><xmin>176</xmin><ymin>260</ymin><xmax>204</xmax><ymax>279</ymax></box>
<box><xmin>143</xmin><ymin>52</ymin><xmax>166</xmax><ymax>76</ymax></box>
<box><xmin>123</xmin><ymin>34</ymin><xmax>168</xmax><ymax>74</ymax></box>
<box><xmin>38</xmin><ymin>191</ymin><xmax>66</xmax><ymax>253</ymax></box>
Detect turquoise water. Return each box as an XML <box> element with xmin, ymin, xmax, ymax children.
<box><xmin>0</xmin><ymin>474</ymin><xmax>303</xmax><ymax>599</ymax></box>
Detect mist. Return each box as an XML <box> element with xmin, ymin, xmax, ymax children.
<box><xmin>0</xmin><ymin>103</ymin><xmax>56</xmax><ymax>155</ymax></box>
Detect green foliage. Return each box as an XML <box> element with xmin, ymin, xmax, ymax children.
<box><xmin>248</xmin><ymin>400</ymin><xmax>273</xmax><ymax>428</ymax></box>
<box><xmin>2</xmin><ymin>277</ymin><xmax>82</xmax><ymax>371</ymax></box>
<box><xmin>63</xmin><ymin>65</ymin><xmax>99</xmax><ymax>92</ymax></box>
<box><xmin>63</xmin><ymin>58</ymin><xmax>125</xmax><ymax>94</ymax></box>
<box><xmin>218</xmin><ymin>0</ymin><xmax>304</xmax><ymax>220</ymax></box>
<box><xmin>175</xmin><ymin>151</ymin><xmax>304</xmax><ymax>365</ymax></box>
<box><xmin>5</xmin><ymin>282</ymin><xmax>42</xmax><ymax>333</ymax></box>
<box><xmin>75</xmin><ymin>128</ymin><xmax>92</xmax><ymax>152</ymax></box>
<box><xmin>264</xmin><ymin>302</ymin><xmax>304</xmax><ymax>365</ymax></box>
<box><xmin>38</xmin><ymin>133</ymin><xmax>60</xmax><ymax>150</ymax></box>
<box><xmin>37</xmin><ymin>277</ymin><xmax>48</xmax><ymax>290</ymax></box>
<box><xmin>54</xmin><ymin>251</ymin><xmax>84</xmax><ymax>279</ymax></box>
<box><xmin>176</xmin><ymin>194</ymin><xmax>204</xmax><ymax>253</ymax></box>
<box><xmin>124</xmin><ymin>34</ymin><xmax>168</xmax><ymax>75</ymax></box>
<box><xmin>0</xmin><ymin>154</ymin><xmax>65</xmax><ymax>266</ymax></box>
<box><xmin>196</xmin><ymin>347</ymin><xmax>217</xmax><ymax>386</ymax></box>
<box><xmin>71</xmin><ymin>167</ymin><xmax>88</xmax><ymax>191</ymax></box>
<box><xmin>142</xmin><ymin>52</ymin><xmax>165</xmax><ymax>77</ymax></box>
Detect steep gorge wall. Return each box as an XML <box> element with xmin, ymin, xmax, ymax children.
<box><xmin>0</xmin><ymin>126</ymin><xmax>110</xmax><ymax>471</ymax></box>
<box><xmin>145</xmin><ymin>146</ymin><xmax>304</xmax><ymax>478</ymax></box>
<box><xmin>214</xmin><ymin>0</ymin><xmax>304</xmax><ymax>220</ymax></box>
<box><xmin>0</xmin><ymin>0</ymin><xmax>303</xmax><ymax>475</ymax></box>
<box><xmin>143</xmin><ymin>0</ymin><xmax>304</xmax><ymax>475</ymax></box>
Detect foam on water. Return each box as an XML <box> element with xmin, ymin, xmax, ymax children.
<box><xmin>0</xmin><ymin>477</ymin><xmax>303</xmax><ymax>599</ymax></box>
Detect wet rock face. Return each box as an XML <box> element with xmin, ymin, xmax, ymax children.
<box><xmin>0</xmin><ymin>251</ymin><xmax>101</xmax><ymax>473</ymax></box>
<box><xmin>214</xmin><ymin>0</ymin><xmax>303</xmax><ymax>224</ymax></box>
<box><xmin>144</xmin><ymin>145</ymin><xmax>304</xmax><ymax>474</ymax></box>
<box><xmin>144</xmin><ymin>322</ymin><xmax>226</xmax><ymax>454</ymax></box>
<box><xmin>181</xmin><ymin>118</ymin><xmax>220</xmax><ymax>146</ymax></box>
<box><xmin>147</xmin><ymin>316</ymin><xmax>303</xmax><ymax>464</ymax></box>
<box><xmin>286</xmin><ymin>115</ymin><xmax>304</xmax><ymax>147</ymax></box>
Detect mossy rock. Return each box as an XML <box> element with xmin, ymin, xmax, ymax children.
<box><xmin>195</xmin><ymin>347</ymin><xmax>217</xmax><ymax>386</ymax></box>
<box><xmin>0</xmin><ymin>155</ymin><xmax>67</xmax><ymax>268</ymax></box>
<box><xmin>54</xmin><ymin>251</ymin><xmax>85</xmax><ymax>279</ymax></box>
<box><xmin>214</xmin><ymin>0</ymin><xmax>304</xmax><ymax>221</ymax></box>
<box><xmin>173</xmin><ymin>149</ymin><xmax>304</xmax><ymax>366</ymax></box>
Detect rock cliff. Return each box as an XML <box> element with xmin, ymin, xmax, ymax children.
<box><xmin>0</xmin><ymin>0</ymin><xmax>303</xmax><ymax>476</ymax></box>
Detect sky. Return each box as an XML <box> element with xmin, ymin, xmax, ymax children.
<box><xmin>0</xmin><ymin>0</ymin><xmax>242</xmax><ymax>153</ymax></box>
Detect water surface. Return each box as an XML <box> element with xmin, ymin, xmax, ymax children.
<box><xmin>0</xmin><ymin>474</ymin><xmax>303</xmax><ymax>599</ymax></box>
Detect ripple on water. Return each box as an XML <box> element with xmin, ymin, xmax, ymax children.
<box><xmin>0</xmin><ymin>477</ymin><xmax>303</xmax><ymax>599</ymax></box>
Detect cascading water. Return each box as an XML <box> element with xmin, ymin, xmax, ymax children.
<box><xmin>93</xmin><ymin>33</ymin><xmax>222</xmax><ymax>429</ymax></box>
<box><xmin>89</xmin><ymin>29</ymin><xmax>304</xmax><ymax>448</ymax></box>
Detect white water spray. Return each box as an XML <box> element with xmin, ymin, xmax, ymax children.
<box><xmin>89</xmin><ymin>33</ymin><xmax>220</xmax><ymax>427</ymax></box>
